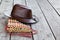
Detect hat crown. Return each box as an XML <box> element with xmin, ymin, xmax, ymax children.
<box><xmin>11</xmin><ymin>4</ymin><xmax>32</xmax><ymax>19</ymax></box>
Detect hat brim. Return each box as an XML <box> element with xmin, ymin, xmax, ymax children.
<box><xmin>19</xmin><ymin>15</ymin><xmax>39</xmax><ymax>24</ymax></box>
<box><xmin>4</xmin><ymin>13</ymin><xmax>39</xmax><ymax>24</ymax></box>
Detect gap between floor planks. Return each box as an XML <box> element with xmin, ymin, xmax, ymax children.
<box><xmin>36</xmin><ymin>0</ymin><xmax>60</xmax><ymax>40</ymax></box>
<box><xmin>26</xmin><ymin>0</ymin><xmax>55</xmax><ymax>40</ymax></box>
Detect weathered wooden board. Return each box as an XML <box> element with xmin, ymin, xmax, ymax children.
<box><xmin>11</xmin><ymin>0</ymin><xmax>32</xmax><ymax>40</ymax></box>
<box><xmin>2</xmin><ymin>0</ymin><xmax>14</xmax><ymax>17</ymax></box>
<box><xmin>26</xmin><ymin>0</ymin><xmax>55</xmax><ymax>40</ymax></box>
<box><xmin>36</xmin><ymin>0</ymin><xmax>60</xmax><ymax>40</ymax></box>
<box><xmin>0</xmin><ymin>0</ymin><xmax>13</xmax><ymax>40</ymax></box>
<box><xmin>48</xmin><ymin>0</ymin><xmax>60</xmax><ymax>16</ymax></box>
<box><xmin>0</xmin><ymin>0</ymin><xmax>60</xmax><ymax>40</ymax></box>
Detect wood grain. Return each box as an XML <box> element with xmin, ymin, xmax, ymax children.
<box><xmin>36</xmin><ymin>0</ymin><xmax>60</xmax><ymax>40</ymax></box>
<box><xmin>0</xmin><ymin>0</ymin><xmax>60</xmax><ymax>40</ymax></box>
<box><xmin>48</xmin><ymin>0</ymin><xmax>60</xmax><ymax>16</ymax></box>
<box><xmin>0</xmin><ymin>0</ymin><xmax>13</xmax><ymax>40</ymax></box>
<box><xmin>26</xmin><ymin>0</ymin><xmax>55</xmax><ymax>40</ymax></box>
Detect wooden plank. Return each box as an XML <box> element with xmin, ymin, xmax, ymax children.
<box><xmin>2</xmin><ymin>0</ymin><xmax>14</xmax><ymax>17</ymax></box>
<box><xmin>0</xmin><ymin>13</ymin><xmax>10</xmax><ymax>40</ymax></box>
<box><xmin>11</xmin><ymin>0</ymin><xmax>32</xmax><ymax>40</ymax></box>
<box><xmin>26</xmin><ymin>0</ymin><xmax>55</xmax><ymax>40</ymax></box>
<box><xmin>36</xmin><ymin>0</ymin><xmax>60</xmax><ymax>40</ymax></box>
<box><xmin>48</xmin><ymin>0</ymin><xmax>60</xmax><ymax>16</ymax></box>
<box><xmin>0</xmin><ymin>0</ymin><xmax>13</xmax><ymax>17</ymax></box>
<box><xmin>0</xmin><ymin>0</ymin><xmax>13</xmax><ymax>40</ymax></box>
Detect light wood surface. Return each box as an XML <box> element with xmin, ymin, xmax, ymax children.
<box><xmin>0</xmin><ymin>0</ymin><xmax>60</xmax><ymax>40</ymax></box>
<box><xmin>48</xmin><ymin>0</ymin><xmax>60</xmax><ymax>16</ymax></box>
<box><xmin>26</xmin><ymin>0</ymin><xmax>55</xmax><ymax>40</ymax></box>
<box><xmin>36</xmin><ymin>0</ymin><xmax>60</xmax><ymax>40</ymax></box>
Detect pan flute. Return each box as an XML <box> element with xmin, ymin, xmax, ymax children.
<box><xmin>6</xmin><ymin>18</ymin><xmax>32</xmax><ymax>33</ymax></box>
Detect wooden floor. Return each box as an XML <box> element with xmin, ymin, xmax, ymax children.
<box><xmin>0</xmin><ymin>0</ymin><xmax>60</xmax><ymax>40</ymax></box>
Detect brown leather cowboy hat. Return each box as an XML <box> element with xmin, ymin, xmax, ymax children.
<box><xmin>11</xmin><ymin>4</ymin><xmax>38</xmax><ymax>24</ymax></box>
